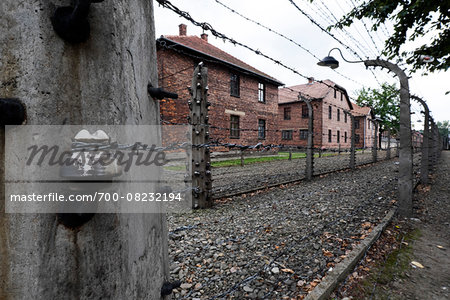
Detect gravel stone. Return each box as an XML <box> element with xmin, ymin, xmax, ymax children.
<box><xmin>243</xmin><ymin>286</ymin><xmax>254</xmax><ymax>292</ymax></box>
<box><xmin>167</xmin><ymin>154</ymin><xmax>421</xmax><ymax>298</ymax></box>
<box><xmin>180</xmin><ymin>283</ymin><xmax>192</xmax><ymax>289</ymax></box>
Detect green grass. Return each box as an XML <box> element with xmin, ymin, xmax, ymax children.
<box><xmin>346</xmin><ymin>228</ymin><xmax>422</xmax><ymax>300</ymax></box>
<box><xmin>165</xmin><ymin>151</ymin><xmax>343</xmax><ymax>170</ymax></box>
<box><xmin>164</xmin><ymin>165</ymin><xmax>186</xmax><ymax>171</ymax></box>
<box><xmin>210</xmin><ymin>151</ymin><xmax>337</xmax><ymax>168</ymax></box>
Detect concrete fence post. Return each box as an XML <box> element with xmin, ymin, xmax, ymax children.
<box><xmin>411</xmin><ymin>96</ymin><xmax>430</xmax><ymax>184</ymax></box>
<box><xmin>0</xmin><ymin>1</ymin><xmax>170</xmax><ymax>298</ymax></box>
<box><xmin>427</xmin><ymin>120</ymin><xmax>432</xmax><ymax>166</ymax></box>
<box><xmin>364</xmin><ymin>59</ymin><xmax>413</xmax><ymax>217</ymax></box>
<box><xmin>429</xmin><ymin>119</ymin><xmax>436</xmax><ymax>168</ymax></box>
<box><xmin>189</xmin><ymin>63</ymin><xmax>212</xmax><ymax>209</ymax></box>
<box><xmin>299</xmin><ymin>93</ymin><xmax>314</xmax><ymax>180</ymax></box>
<box><xmin>386</xmin><ymin>128</ymin><xmax>391</xmax><ymax>160</ymax></box>
<box><xmin>371</xmin><ymin>120</ymin><xmax>378</xmax><ymax>163</ymax></box>
<box><xmin>396</xmin><ymin>139</ymin><xmax>400</xmax><ymax>157</ymax></box>
<box><xmin>433</xmin><ymin>121</ymin><xmax>439</xmax><ymax>165</ymax></box>
<box><xmin>347</xmin><ymin>112</ymin><xmax>356</xmax><ymax>169</ymax></box>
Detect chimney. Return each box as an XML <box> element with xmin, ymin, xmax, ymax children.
<box><xmin>307</xmin><ymin>77</ymin><xmax>314</xmax><ymax>84</ymax></box>
<box><xmin>200</xmin><ymin>33</ymin><xmax>208</xmax><ymax>42</ymax></box>
<box><xmin>179</xmin><ymin>24</ymin><xmax>187</xmax><ymax>36</ymax></box>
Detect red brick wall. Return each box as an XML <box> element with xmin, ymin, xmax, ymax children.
<box><xmin>365</xmin><ymin>117</ymin><xmax>375</xmax><ymax>148</ymax></box>
<box><xmin>157</xmin><ymin>47</ymin><xmax>279</xmax><ymax>147</ymax></box>
<box><xmin>158</xmin><ymin>49</ymin><xmax>192</xmax><ymax>126</ymax></box>
<box><xmin>276</xmin><ymin>86</ymin><xmax>353</xmax><ymax>150</ymax></box>
<box><xmin>354</xmin><ymin>116</ymin><xmax>375</xmax><ymax>148</ymax></box>
<box><xmin>320</xmin><ymin>90</ymin><xmax>352</xmax><ymax>150</ymax></box>
<box><xmin>277</xmin><ymin>101</ymin><xmax>323</xmax><ymax>148</ymax></box>
<box><xmin>354</xmin><ymin>116</ymin><xmax>365</xmax><ymax>148</ymax></box>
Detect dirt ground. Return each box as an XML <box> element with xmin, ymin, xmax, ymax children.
<box><xmin>332</xmin><ymin>150</ymin><xmax>450</xmax><ymax>300</ymax></box>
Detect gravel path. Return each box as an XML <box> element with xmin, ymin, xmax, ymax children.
<box><xmin>212</xmin><ymin>150</ymin><xmax>391</xmax><ymax>198</ymax></box>
<box><xmin>167</xmin><ymin>154</ymin><xmax>421</xmax><ymax>299</ymax></box>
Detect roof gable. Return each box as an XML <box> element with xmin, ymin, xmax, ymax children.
<box><xmin>351</xmin><ymin>102</ymin><xmax>375</xmax><ymax>118</ymax></box>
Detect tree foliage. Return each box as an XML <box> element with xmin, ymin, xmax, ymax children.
<box><xmin>356</xmin><ymin>83</ymin><xmax>400</xmax><ymax>134</ymax></box>
<box><xmin>436</xmin><ymin>120</ymin><xmax>450</xmax><ymax>137</ymax></box>
<box><xmin>330</xmin><ymin>0</ymin><xmax>450</xmax><ymax>73</ymax></box>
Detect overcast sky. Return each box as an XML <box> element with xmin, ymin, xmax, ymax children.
<box><xmin>153</xmin><ymin>0</ymin><xmax>449</xmax><ymax>127</ymax></box>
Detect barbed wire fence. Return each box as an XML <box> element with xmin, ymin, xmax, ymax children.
<box><xmin>158</xmin><ymin>63</ymin><xmax>407</xmax><ymax>207</ymax></box>
<box><xmin>153</xmin><ymin>0</ymin><xmax>440</xmax><ymax>208</ymax></box>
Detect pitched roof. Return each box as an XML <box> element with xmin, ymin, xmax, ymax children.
<box><xmin>278</xmin><ymin>80</ymin><xmax>353</xmax><ymax>110</ymax></box>
<box><xmin>351</xmin><ymin>102</ymin><xmax>373</xmax><ymax>117</ymax></box>
<box><xmin>157</xmin><ymin>35</ymin><xmax>283</xmax><ymax>86</ymax></box>
<box><xmin>279</xmin><ymin>80</ymin><xmax>332</xmax><ymax>104</ymax></box>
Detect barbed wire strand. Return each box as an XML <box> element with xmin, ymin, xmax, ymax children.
<box><xmin>155</xmin><ymin>0</ymin><xmax>384</xmax><ymax>95</ymax></box>
<box><xmin>212</xmin><ymin>0</ymin><xmax>364</xmax><ymax>86</ymax></box>
<box><xmin>286</xmin><ymin>0</ymin><xmax>383</xmax><ymax>86</ymax></box>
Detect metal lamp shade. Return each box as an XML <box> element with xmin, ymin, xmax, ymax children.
<box><xmin>317</xmin><ymin>56</ymin><xmax>339</xmax><ymax>69</ymax></box>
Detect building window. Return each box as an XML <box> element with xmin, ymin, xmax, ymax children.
<box><xmin>355</xmin><ymin>119</ymin><xmax>360</xmax><ymax>129</ymax></box>
<box><xmin>340</xmin><ymin>93</ymin><xmax>343</xmax><ymax>101</ymax></box>
<box><xmin>230</xmin><ymin>73</ymin><xmax>240</xmax><ymax>97</ymax></box>
<box><xmin>284</xmin><ymin>107</ymin><xmax>291</xmax><ymax>120</ymax></box>
<box><xmin>344</xmin><ymin>131</ymin><xmax>347</xmax><ymax>143</ymax></box>
<box><xmin>337</xmin><ymin>109</ymin><xmax>340</xmax><ymax>121</ymax></box>
<box><xmin>258</xmin><ymin>82</ymin><xmax>265</xmax><ymax>103</ymax></box>
<box><xmin>355</xmin><ymin>134</ymin><xmax>360</xmax><ymax>143</ymax></box>
<box><xmin>334</xmin><ymin>89</ymin><xmax>337</xmax><ymax>98</ymax></box>
<box><xmin>328</xmin><ymin>129</ymin><xmax>332</xmax><ymax>143</ymax></box>
<box><xmin>300</xmin><ymin>129</ymin><xmax>308</xmax><ymax>140</ymax></box>
<box><xmin>230</xmin><ymin>115</ymin><xmax>240</xmax><ymax>138</ymax></box>
<box><xmin>302</xmin><ymin>104</ymin><xmax>309</xmax><ymax>118</ymax></box>
<box><xmin>258</xmin><ymin>119</ymin><xmax>266</xmax><ymax>139</ymax></box>
<box><xmin>337</xmin><ymin>130</ymin><xmax>340</xmax><ymax>143</ymax></box>
<box><xmin>344</xmin><ymin>113</ymin><xmax>347</xmax><ymax>123</ymax></box>
<box><xmin>328</xmin><ymin>106</ymin><xmax>332</xmax><ymax>119</ymax></box>
<box><xmin>282</xmin><ymin>130</ymin><xmax>293</xmax><ymax>140</ymax></box>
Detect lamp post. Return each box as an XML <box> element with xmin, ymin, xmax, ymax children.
<box><xmin>318</xmin><ymin>48</ymin><xmax>413</xmax><ymax>217</ymax></box>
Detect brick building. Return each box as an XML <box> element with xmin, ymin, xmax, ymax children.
<box><xmin>156</xmin><ymin>24</ymin><xmax>283</xmax><ymax>146</ymax></box>
<box><xmin>351</xmin><ymin>103</ymin><xmax>376</xmax><ymax>148</ymax></box>
<box><xmin>412</xmin><ymin>130</ymin><xmax>423</xmax><ymax>149</ymax></box>
<box><xmin>277</xmin><ymin>79</ymin><xmax>353</xmax><ymax>149</ymax></box>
